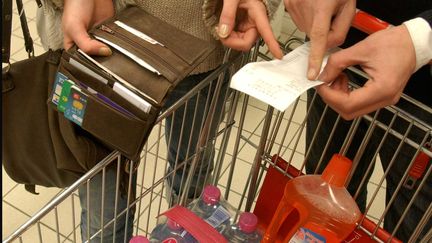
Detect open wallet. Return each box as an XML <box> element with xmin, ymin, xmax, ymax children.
<box><xmin>49</xmin><ymin>6</ymin><xmax>215</xmax><ymax>161</ymax></box>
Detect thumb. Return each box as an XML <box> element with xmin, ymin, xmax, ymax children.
<box><xmin>318</xmin><ymin>46</ymin><xmax>363</xmax><ymax>83</ymax></box>
<box><xmin>218</xmin><ymin>0</ymin><xmax>240</xmax><ymax>38</ymax></box>
<box><xmin>74</xmin><ymin>32</ymin><xmax>112</xmax><ymax>56</ymax></box>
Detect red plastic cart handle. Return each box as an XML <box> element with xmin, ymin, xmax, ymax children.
<box><xmin>352</xmin><ymin>9</ymin><xmax>392</xmax><ymax>34</ymax></box>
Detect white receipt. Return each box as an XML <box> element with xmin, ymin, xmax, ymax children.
<box><xmin>230</xmin><ymin>43</ymin><xmax>330</xmax><ymax>111</ymax></box>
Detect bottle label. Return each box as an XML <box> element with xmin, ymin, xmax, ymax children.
<box><xmin>205</xmin><ymin>206</ymin><xmax>231</xmax><ymax>228</ymax></box>
<box><xmin>162</xmin><ymin>238</ymin><xmax>178</xmax><ymax>243</ymax></box>
<box><xmin>289</xmin><ymin>228</ymin><xmax>326</xmax><ymax>243</ymax></box>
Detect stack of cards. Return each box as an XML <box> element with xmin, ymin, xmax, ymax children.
<box><xmin>50</xmin><ymin>68</ymin><xmax>142</xmax><ymax>127</ymax></box>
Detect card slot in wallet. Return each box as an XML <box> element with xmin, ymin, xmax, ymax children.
<box><xmin>114</xmin><ymin>7</ymin><xmax>211</xmax><ymax>66</ymax></box>
<box><xmin>54</xmin><ymin>62</ymin><xmax>156</xmax><ymax>160</ymax></box>
<box><xmin>59</xmin><ymin>56</ymin><xmax>153</xmax><ymax>121</ymax></box>
<box><xmin>91</xmin><ymin>26</ymin><xmax>179</xmax><ymax>82</ymax></box>
<box><xmin>94</xmin><ymin>21</ymin><xmax>190</xmax><ymax>78</ymax></box>
<box><xmin>88</xmin><ymin>48</ymin><xmax>174</xmax><ymax>105</ymax></box>
<box><xmin>63</xmin><ymin>49</ymin><xmax>158</xmax><ymax>113</ymax></box>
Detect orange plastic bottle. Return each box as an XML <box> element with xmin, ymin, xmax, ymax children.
<box><xmin>262</xmin><ymin>154</ymin><xmax>361</xmax><ymax>243</ymax></box>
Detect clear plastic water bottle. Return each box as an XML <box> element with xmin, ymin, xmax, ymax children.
<box><xmin>188</xmin><ymin>185</ymin><xmax>235</xmax><ymax>233</ymax></box>
<box><xmin>149</xmin><ymin>218</ymin><xmax>197</xmax><ymax>243</ymax></box>
<box><xmin>188</xmin><ymin>185</ymin><xmax>221</xmax><ymax>219</ymax></box>
<box><xmin>223</xmin><ymin>212</ymin><xmax>262</xmax><ymax>243</ymax></box>
<box><xmin>130</xmin><ymin>235</ymin><xmax>150</xmax><ymax>243</ymax></box>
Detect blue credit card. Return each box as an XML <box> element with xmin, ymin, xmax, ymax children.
<box><xmin>50</xmin><ymin>72</ymin><xmax>69</xmax><ymax>106</ymax></box>
<box><xmin>64</xmin><ymin>86</ymin><xmax>88</xmax><ymax>126</ymax></box>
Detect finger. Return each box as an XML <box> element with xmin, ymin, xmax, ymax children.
<box><xmin>218</xmin><ymin>0</ymin><xmax>241</xmax><ymax>38</ymax></box>
<box><xmin>327</xmin><ymin>3</ymin><xmax>355</xmax><ymax>48</ymax></box>
<box><xmin>317</xmin><ymin>79</ymin><xmax>389</xmax><ymax>120</ymax></box>
<box><xmin>69</xmin><ymin>25</ymin><xmax>112</xmax><ymax>56</ymax></box>
<box><xmin>318</xmin><ymin>44</ymin><xmax>366</xmax><ymax>83</ymax></box>
<box><xmin>308</xmin><ymin>10</ymin><xmax>332</xmax><ymax>80</ymax></box>
<box><xmin>252</xmin><ymin>6</ymin><xmax>284</xmax><ymax>59</ymax></box>
<box><xmin>220</xmin><ymin>29</ymin><xmax>258</xmax><ymax>51</ymax></box>
<box><xmin>330</xmin><ymin>73</ymin><xmax>350</xmax><ymax>92</ymax></box>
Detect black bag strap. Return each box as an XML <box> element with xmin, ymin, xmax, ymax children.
<box><xmin>2</xmin><ymin>0</ymin><xmax>36</xmax><ymax>64</ymax></box>
<box><xmin>16</xmin><ymin>0</ymin><xmax>35</xmax><ymax>58</ymax></box>
<box><xmin>2</xmin><ymin>0</ymin><xmax>13</xmax><ymax>63</ymax></box>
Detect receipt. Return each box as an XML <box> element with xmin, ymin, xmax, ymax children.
<box><xmin>230</xmin><ymin>43</ymin><xmax>331</xmax><ymax>111</ymax></box>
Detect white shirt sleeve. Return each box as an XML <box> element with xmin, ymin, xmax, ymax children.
<box><xmin>403</xmin><ymin>17</ymin><xmax>432</xmax><ymax>72</ymax></box>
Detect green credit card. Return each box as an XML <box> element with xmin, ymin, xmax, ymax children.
<box><xmin>57</xmin><ymin>79</ymin><xmax>75</xmax><ymax>112</ymax></box>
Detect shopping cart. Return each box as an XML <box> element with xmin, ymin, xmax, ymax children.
<box><xmin>3</xmin><ymin>10</ymin><xmax>431</xmax><ymax>243</ymax></box>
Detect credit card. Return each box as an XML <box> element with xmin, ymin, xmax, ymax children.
<box><xmin>64</xmin><ymin>86</ymin><xmax>88</xmax><ymax>126</ymax></box>
<box><xmin>57</xmin><ymin>79</ymin><xmax>75</xmax><ymax>112</ymax></box>
<box><xmin>50</xmin><ymin>72</ymin><xmax>69</xmax><ymax>106</ymax></box>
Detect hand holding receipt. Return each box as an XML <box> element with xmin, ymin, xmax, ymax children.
<box><xmin>230</xmin><ymin>43</ymin><xmax>331</xmax><ymax>111</ymax></box>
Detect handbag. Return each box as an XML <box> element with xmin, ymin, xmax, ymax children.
<box><xmin>2</xmin><ymin>0</ymin><xmax>112</xmax><ymax>193</ymax></box>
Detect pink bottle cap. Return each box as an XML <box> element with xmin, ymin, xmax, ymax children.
<box><xmin>202</xmin><ymin>185</ymin><xmax>221</xmax><ymax>205</ymax></box>
<box><xmin>238</xmin><ymin>212</ymin><xmax>258</xmax><ymax>233</ymax></box>
<box><xmin>166</xmin><ymin>219</ymin><xmax>183</xmax><ymax>230</ymax></box>
<box><xmin>129</xmin><ymin>235</ymin><xmax>150</xmax><ymax>243</ymax></box>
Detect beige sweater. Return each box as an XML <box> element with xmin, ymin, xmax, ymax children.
<box><xmin>37</xmin><ymin>0</ymin><xmax>281</xmax><ymax>74</ymax></box>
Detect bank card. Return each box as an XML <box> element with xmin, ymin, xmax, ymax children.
<box><xmin>64</xmin><ymin>86</ymin><xmax>88</xmax><ymax>126</ymax></box>
<box><xmin>50</xmin><ymin>72</ymin><xmax>69</xmax><ymax>106</ymax></box>
<box><xmin>57</xmin><ymin>79</ymin><xmax>75</xmax><ymax>112</ymax></box>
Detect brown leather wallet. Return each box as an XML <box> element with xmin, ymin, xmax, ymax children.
<box><xmin>50</xmin><ymin>6</ymin><xmax>215</xmax><ymax>161</ymax></box>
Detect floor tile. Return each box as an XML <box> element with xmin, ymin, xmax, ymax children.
<box><xmin>10</xmin><ymin>34</ymin><xmax>25</xmax><ymax>56</ymax></box>
<box><xmin>2</xmin><ymin>168</ymin><xmax>18</xmax><ymax>198</ymax></box>
<box><xmin>39</xmin><ymin>193</ymin><xmax>81</xmax><ymax>243</ymax></box>
<box><xmin>2</xmin><ymin>201</ymin><xmax>30</xmax><ymax>240</ymax></box>
<box><xmin>365</xmin><ymin>182</ymin><xmax>386</xmax><ymax>227</ymax></box>
<box><xmin>369</xmin><ymin>155</ymin><xmax>387</xmax><ymax>188</ymax></box>
<box><xmin>3</xmin><ymin>184</ymin><xmax>62</xmax><ymax>216</ymax></box>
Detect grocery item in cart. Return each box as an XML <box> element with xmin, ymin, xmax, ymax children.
<box><xmin>188</xmin><ymin>185</ymin><xmax>235</xmax><ymax>232</ymax></box>
<box><xmin>149</xmin><ymin>218</ymin><xmax>197</xmax><ymax>243</ymax></box>
<box><xmin>130</xmin><ymin>235</ymin><xmax>150</xmax><ymax>243</ymax></box>
<box><xmin>262</xmin><ymin>154</ymin><xmax>361</xmax><ymax>243</ymax></box>
<box><xmin>222</xmin><ymin>212</ymin><xmax>262</xmax><ymax>243</ymax></box>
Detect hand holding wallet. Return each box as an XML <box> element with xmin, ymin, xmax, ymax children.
<box><xmin>50</xmin><ymin>6</ymin><xmax>215</xmax><ymax>161</ymax></box>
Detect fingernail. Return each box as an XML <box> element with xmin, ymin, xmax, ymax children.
<box><xmin>307</xmin><ymin>68</ymin><xmax>317</xmax><ymax>80</ymax></box>
<box><xmin>99</xmin><ymin>47</ymin><xmax>112</xmax><ymax>56</ymax></box>
<box><xmin>218</xmin><ymin>24</ymin><xmax>229</xmax><ymax>38</ymax></box>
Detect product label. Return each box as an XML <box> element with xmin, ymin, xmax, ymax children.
<box><xmin>205</xmin><ymin>206</ymin><xmax>231</xmax><ymax>228</ymax></box>
<box><xmin>290</xmin><ymin>228</ymin><xmax>326</xmax><ymax>243</ymax></box>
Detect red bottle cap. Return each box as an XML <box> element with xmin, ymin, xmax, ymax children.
<box><xmin>129</xmin><ymin>235</ymin><xmax>150</xmax><ymax>243</ymax></box>
<box><xmin>239</xmin><ymin>212</ymin><xmax>258</xmax><ymax>233</ymax></box>
<box><xmin>202</xmin><ymin>185</ymin><xmax>221</xmax><ymax>205</ymax></box>
<box><xmin>322</xmin><ymin>154</ymin><xmax>352</xmax><ymax>187</ymax></box>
